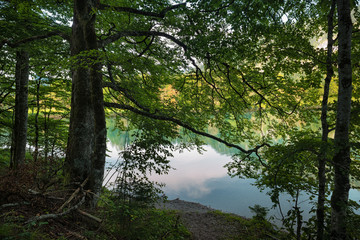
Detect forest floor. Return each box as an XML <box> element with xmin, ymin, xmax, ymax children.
<box><xmin>0</xmin><ymin>194</ymin><xmax>285</xmax><ymax>240</ymax></box>
<box><xmin>0</xmin><ymin>166</ymin><xmax>284</xmax><ymax>239</ymax></box>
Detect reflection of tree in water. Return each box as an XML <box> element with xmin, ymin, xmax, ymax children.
<box><xmin>205</xmin><ymin>138</ymin><xmax>241</xmax><ymax>156</ymax></box>
<box><xmin>107</xmin><ymin>118</ymin><xmax>242</xmax><ymax>156</ymax></box>
<box><xmin>107</xmin><ymin>118</ymin><xmax>134</xmax><ymax>151</ymax></box>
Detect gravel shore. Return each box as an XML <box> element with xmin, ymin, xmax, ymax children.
<box><xmin>156</xmin><ymin>198</ymin><xmax>215</xmax><ymax>213</ymax></box>
<box><xmin>156</xmin><ymin>198</ymin><xmax>249</xmax><ymax>240</ymax></box>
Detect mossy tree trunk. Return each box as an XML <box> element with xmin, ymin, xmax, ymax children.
<box><xmin>64</xmin><ymin>0</ymin><xmax>106</xmax><ymax>205</ymax></box>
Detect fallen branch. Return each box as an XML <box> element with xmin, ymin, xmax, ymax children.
<box><xmin>57</xmin><ymin>177</ymin><xmax>88</xmax><ymax>213</ymax></box>
<box><xmin>77</xmin><ymin>209</ymin><xmax>102</xmax><ymax>223</ymax></box>
<box><xmin>28</xmin><ymin>189</ymin><xmax>65</xmax><ymax>201</ymax></box>
<box><xmin>0</xmin><ymin>202</ymin><xmax>30</xmax><ymax>210</ymax></box>
<box><xmin>25</xmin><ymin>195</ymin><xmax>85</xmax><ymax>225</ymax></box>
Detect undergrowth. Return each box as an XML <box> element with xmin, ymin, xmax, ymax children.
<box><xmin>210</xmin><ymin>210</ymin><xmax>287</xmax><ymax>240</ymax></box>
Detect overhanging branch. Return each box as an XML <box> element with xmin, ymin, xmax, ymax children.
<box><xmin>0</xmin><ymin>30</ymin><xmax>70</xmax><ymax>49</ymax></box>
<box><xmin>104</xmin><ymin>101</ymin><xmax>270</xmax><ymax>156</ymax></box>
<box><xmin>100</xmin><ymin>30</ymin><xmax>187</xmax><ymax>49</ymax></box>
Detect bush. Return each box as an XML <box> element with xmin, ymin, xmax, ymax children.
<box><xmin>100</xmin><ymin>195</ymin><xmax>191</xmax><ymax>240</ymax></box>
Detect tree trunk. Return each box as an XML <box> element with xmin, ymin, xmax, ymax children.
<box><xmin>330</xmin><ymin>0</ymin><xmax>353</xmax><ymax>239</ymax></box>
<box><xmin>317</xmin><ymin>1</ymin><xmax>335</xmax><ymax>239</ymax></box>
<box><xmin>83</xmin><ymin>0</ymin><xmax>106</xmax><ymax>203</ymax></box>
<box><xmin>34</xmin><ymin>77</ymin><xmax>40</xmax><ymax>162</ymax></box>
<box><xmin>89</xmin><ymin>61</ymin><xmax>106</xmax><ymax>206</ymax></box>
<box><xmin>10</xmin><ymin>50</ymin><xmax>29</xmax><ymax>169</ymax></box>
<box><xmin>64</xmin><ymin>0</ymin><xmax>95</xmax><ymax>184</ymax></box>
<box><xmin>64</xmin><ymin>0</ymin><xmax>106</xmax><ymax>203</ymax></box>
<box><xmin>44</xmin><ymin>103</ymin><xmax>51</xmax><ymax>161</ymax></box>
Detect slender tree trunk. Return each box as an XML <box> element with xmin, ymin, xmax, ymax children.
<box><xmin>43</xmin><ymin>106</ymin><xmax>49</xmax><ymax>161</ymax></box>
<box><xmin>330</xmin><ymin>0</ymin><xmax>353</xmax><ymax>239</ymax></box>
<box><xmin>10</xmin><ymin>50</ymin><xmax>29</xmax><ymax>169</ymax></box>
<box><xmin>64</xmin><ymin>0</ymin><xmax>106</xmax><ymax>203</ymax></box>
<box><xmin>34</xmin><ymin>77</ymin><xmax>40</xmax><ymax>161</ymax></box>
<box><xmin>317</xmin><ymin>1</ymin><xmax>335</xmax><ymax>239</ymax></box>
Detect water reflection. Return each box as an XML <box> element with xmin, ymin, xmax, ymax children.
<box><xmin>149</xmin><ymin>146</ymin><xmax>229</xmax><ymax>199</ymax></box>
<box><xmin>105</xmin><ymin>141</ymin><xmax>302</xmax><ymax>220</ymax></box>
<box><xmin>105</xmin><ymin>126</ymin><xmax>360</xmax><ymax>221</ymax></box>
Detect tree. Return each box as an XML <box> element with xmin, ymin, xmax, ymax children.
<box><xmin>317</xmin><ymin>1</ymin><xmax>336</xmax><ymax>239</ymax></box>
<box><xmin>330</xmin><ymin>0</ymin><xmax>353</xmax><ymax>239</ymax></box>
<box><xmin>64</xmin><ymin>0</ymin><xmax>188</xmax><ymax>203</ymax></box>
<box><xmin>1</xmin><ymin>3</ymin><xmax>359</xmax><ymax>237</ymax></box>
<box><xmin>1</xmin><ymin>0</ymin><xmax>70</xmax><ymax>168</ymax></box>
<box><xmin>10</xmin><ymin>50</ymin><xmax>29</xmax><ymax>169</ymax></box>
<box><xmin>63</xmin><ymin>0</ymin><xmax>105</xmax><ymax>202</ymax></box>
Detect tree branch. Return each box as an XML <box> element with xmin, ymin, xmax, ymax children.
<box><xmin>103</xmin><ymin>63</ymin><xmax>153</xmax><ymax>113</ymax></box>
<box><xmin>100</xmin><ymin>30</ymin><xmax>187</xmax><ymax>50</ymax></box>
<box><xmin>98</xmin><ymin>2</ymin><xmax>186</xmax><ymax>18</ymax></box>
<box><xmin>0</xmin><ymin>30</ymin><xmax>70</xmax><ymax>49</ymax></box>
<box><xmin>104</xmin><ymin>101</ymin><xmax>270</xmax><ymax>155</ymax></box>
<box><xmin>0</xmin><ymin>202</ymin><xmax>30</xmax><ymax>210</ymax></box>
<box><xmin>200</xmin><ymin>0</ymin><xmax>235</xmax><ymax>13</ymax></box>
<box><xmin>57</xmin><ymin>177</ymin><xmax>88</xmax><ymax>213</ymax></box>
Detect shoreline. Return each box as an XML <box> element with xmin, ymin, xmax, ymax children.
<box><xmin>156</xmin><ymin>198</ymin><xmax>215</xmax><ymax>213</ymax></box>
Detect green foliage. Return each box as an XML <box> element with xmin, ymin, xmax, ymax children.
<box><xmin>1</xmin><ymin>0</ymin><xmax>360</xmax><ymax>238</ymax></box>
<box><xmin>0</xmin><ymin>148</ymin><xmax>11</xmax><ymax>170</ymax></box>
<box><xmin>107</xmin><ymin>117</ymin><xmax>177</xmax><ymax>204</ymax></box>
<box><xmin>99</xmin><ymin>193</ymin><xmax>191</xmax><ymax>240</ymax></box>
<box><xmin>210</xmin><ymin>210</ymin><xmax>284</xmax><ymax>240</ymax></box>
<box><xmin>0</xmin><ymin>222</ymin><xmax>51</xmax><ymax>240</ymax></box>
<box><xmin>249</xmin><ymin>204</ymin><xmax>269</xmax><ymax>221</ymax></box>
<box><xmin>345</xmin><ymin>200</ymin><xmax>360</xmax><ymax>239</ymax></box>
<box><xmin>102</xmin><ymin>116</ymin><xmax>192</xmax><ymax>239</ymax></box>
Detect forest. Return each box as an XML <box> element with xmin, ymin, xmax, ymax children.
<box><xmin>0</xmin><ymin>0</ymin><xmax>359</xmax><ymax>239</ymax></box>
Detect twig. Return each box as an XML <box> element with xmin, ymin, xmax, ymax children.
<box><xmin>57</xmin><ymin>177</ymin><xmax>88</xmax><ymax>213</ymax></box>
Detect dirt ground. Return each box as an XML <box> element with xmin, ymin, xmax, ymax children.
<box><xmin>156</xmin><ymin>198</ymin><xmax>256</xmax><ymax>240</ymax></box>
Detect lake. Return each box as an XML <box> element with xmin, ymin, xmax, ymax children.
<box><xmin>104</xmin><ymin>140</ymin><xmax>360</xmax><ymax>224</ymax></box>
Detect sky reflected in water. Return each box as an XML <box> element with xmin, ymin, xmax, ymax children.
<box><xmin>105</xmin><ymin>141</ymin><xmax>360</xmax><ymax>222</ymax></box>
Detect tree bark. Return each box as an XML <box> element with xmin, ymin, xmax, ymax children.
<box><xmin>64</xmin><ymin>0</ymin><xmax>106</xmax><ymax>204</ymax></box>
<box><xmin>317</xmin><ymin>1</ymin><xmax>335</xmax><ymax>239</ymax></box>
<box><xmin>85</xmin><ymin>0</ymin><xmax>106</xmax><ymax>205</ymax></box>
<box><xmin>330</xmin><ymin>0</ymin><xmax>353</xmax><ymax>239</ymax></box>
<box><xmin>89</xmin><ymin>61</ymin><xmax>106</xmax><ymax>206</ymax></box>
<box><xmin>10</xmin><ymin>50</ymin><xmax>29</xmax><ymax>169</ymax></box>
<box><xmin>64</xmin><ymin>0</ymin><xmax>96</xmax><ymax>184</ymax></box>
